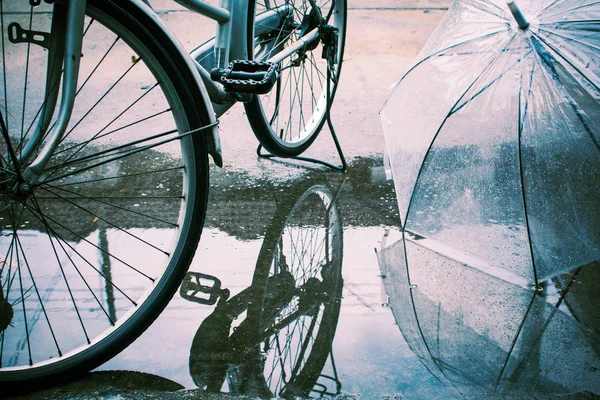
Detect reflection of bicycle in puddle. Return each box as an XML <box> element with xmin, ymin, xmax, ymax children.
<box><xmin>181</xmin><ymin>184</ymin><xmax>344</xmax><ymax>399</ymax></box>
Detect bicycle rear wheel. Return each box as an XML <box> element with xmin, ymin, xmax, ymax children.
<box><xmin>245</xmin><ymin>0</ymin><xmax>347</xmax><ymax>157</ymax></box>
<box><xmin>248</xmin><ymin>184</ymin><xmax>343</xmax><ymax>398</ymax></box>
<box><xmin>0</xmin><ymin>0</ymin><xmax>211</xmax><ymax>387</ymax></box>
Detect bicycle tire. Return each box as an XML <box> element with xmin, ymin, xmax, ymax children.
<box><xmin>0</xmin><ymin>0</ymin><xmax>211</xmax><ymax>388</ymax></box>
<box><xmin>245</xmin><ymin>0</ymin><xmax>347</xmax><ymax>157</ymax></box>
<box><xmin>247</xmin><ymin>184</ymin><xmax>344</xmax><ymax>398</ymax></box>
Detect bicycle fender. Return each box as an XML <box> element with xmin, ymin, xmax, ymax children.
<box><xmin>135</xmin><ymin>0</ymin><xmax>223</xmax><ymax>167</ymax></box>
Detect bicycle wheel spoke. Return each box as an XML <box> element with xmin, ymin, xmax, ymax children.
<box><xmin>75</xmin><ymin>36</ymin><xmax>121</xmax><ymax>98</ymax></box>
<box><xmin>28</xmin><ymin>196</ymin><xmax>91</xmax><ymax>345</ymax></box>
<box><xmin>40</xmin><ymin>121</ymin><xmax>216</xmax><ymax>185</ymax></box>
<box><xmin>50</xmin><ymin>229</ymin><xmax>115</xmax><ymax>326</ymax></box>
<box><xmin>271</xmin><ymin>64</ymin><xmax>293</xmax><ymax>130</ymax></box>
<box><xmin>48</xmin><ymin>127</ymin><xmax>178</xmax><ymax>169</ymax></box>
<box><xmin>298</xmin><ymin>61</ymin><xmax>307</xmax><ymax>134</ymax></box>
<box><xmin>42</xmin><ymin>183</ymin><xmax>180</xmax><ymax>227</ymax></box>
<box><xmin>20</xmin><ymin>18</ymin><xmax>96</xmax><ymax>149</ymax></box>
<box><xmin>53</xmin><ymin>106</ymin><xmax>167</xmax><ymax>159</ymax></box>
<box><xmin>36</xmin><ymin>55</ymin><xmax>146</xmax><ymax>166</ymax></box>
<box><xmin>31</xmin><ymin>197</ymin><xmax>117</xmax><ymax>326</ymax></box>
<box><xmin>287</xmin><ymin>65</ymin><xmax>302</xmax><ymax>141</ymax></box>
<box><xmin>59</xmin><ymin>59</ymin><xmax>142</xmax><ymax>145</ymax></box>
<box><xmin>51</xmin><ymin>166</ymin><xmax>184</xmax><ymax>188</ymax></box>
<box><xmin>307</xmin><ymin>51</ymin><xmax>327</xmax><ymax>86</ymax></box>
<box><xmin>16</xmin><ymin>247</ymin><xmax>33</xmax><ymax>366</ymax></box>
<box><xmin>290</xmin><ymin>315</ymin><xmax>318</xmax><ymax>377</ymax></box>
<box><xmin>3</xmin><ymin>202</ymin><xmax>26</xmax><ymax>283</ymax></box>
<box><xmin>20</xmin><ymin>201</ymin><xmax>155</xmax><ymax>282</ymax></box>
<box><xmin>273</xmin><ymin>333</ymin><xmax>288</xmax><ymax>383</ymax></box>
<box><xmin>37</xmin><ymin>186</ymin><xmax>170</xmax><ymax>256</ymax></box>
<box><xmin>13</xmin><ymin>232</ymin><xmax>69</xmax><ymax>358</ymax></box>
<box><xmin>50</xmin><ymin>85</ymin><xmax>163</xmax><ymax>160</ymax></box>
<box><xmin>302</xmin><ymin>56</ymin><xmax>318</xmax><ymax>113</ymax></box>
<box><xmin>19</xmin><ymin>201</ymin><xmax>138</xmax><ymax>309</ymax></box>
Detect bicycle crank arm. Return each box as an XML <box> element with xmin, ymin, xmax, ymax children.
<box><xmin>22</xmin><ymin>0</ymin><xmax>87</xmax><ymax>184</ymax></box>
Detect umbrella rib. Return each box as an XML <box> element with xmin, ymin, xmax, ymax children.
<box><xmin>381</xmin><ymin>28</ymin><xmax>509</xmax><ymax>110</ymax></box>
<box><xmin>540</xmin><ymin>18</ymin><xmax>600</xmax><ymax>24</ymax></box>
<box><xmin>452</xmin><ymin>48</ymin><xmax>533</xmax><ymax>115</ymax></box>
<box><xmin>519</xmin><ymin>49</ymin><xmax>537</xmax><ymax>146</ymax></box>
<box><xmin>400</xmin><ymin>232</ymin><xmax>464</xmax><ymax>397</ymax></box>
<box><xmin>501</xmin><ymin>269</ymin><xmax>583</xmax><ymax>383</ymax></box>
<box><xmin>469</xmin><ymin>0</ymin><xmax>510</xmax><ymax>21</ymax></box>
<box><xmin>527</xmin><ymin>35</ymin><xmax>600</xmax><ymax>152</ymax></box>
<box><xmin>494</xmin><ymin>292</ymin><xmax>537</xmax><ymax>387</ymax></box>
<box><xmin>540</xmin><ymin>1</ymin><xmax>600</xmax><ymax>21</ymax></box>
<box><xmin>403</xmin><ymin>31</ymin><xmax>519</xmax><ymax>229</ymax></box>
<box><xmin>516</xmin><ymin>44</ymin><xmax>539</xmax><ymax>286</ymax></box>
<box><xmin>536</xmin><ymin>0</ymin><xmax>565</xmax><ymax>18</ymax></box>
<box><xmin>530</xmin><ymin>30</ymin><xmax>600</xmax><ymax>92</ymax></box>
<box><xmin>517</xmin><ymin>36</ymin><xmax>599</xmax><ymax>286</ymax></box>
<box><xmin>537</xmin><ymin>26</ymin><xmax>600</xmax><ymax>53</ymax></box>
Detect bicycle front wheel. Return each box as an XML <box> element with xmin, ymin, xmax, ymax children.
<box><xmin>245</xmin><ymin>0</ymin><xmax>347</xmax><ymax>157</ymax></box>
<box><xmin>0</xmin><ymin>0</ymin><xmax>211</xmax><ymax>387</ymax></box>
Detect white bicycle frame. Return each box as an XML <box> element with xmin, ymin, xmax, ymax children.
<box><xmin>20</xmin><ymin>0</ymin><xmax>324</xmax><ymax>183</ymax></box>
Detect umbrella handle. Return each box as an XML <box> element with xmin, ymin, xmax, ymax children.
<box><xmin>506</xmin><ymin>0</ymin><xmax>530</xmax><ymax>30</ymax></box>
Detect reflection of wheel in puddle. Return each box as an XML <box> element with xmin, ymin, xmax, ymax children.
<box><xmin>248</xmin><ymin>184</ymin><xmax>343</xmax><ymax>399</ymax></box>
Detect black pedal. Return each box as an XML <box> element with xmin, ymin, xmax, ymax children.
<box><xmin>180</xmin><ymin>272</ymin><xmax>230</xmax><ymax>305</ymax></box>
<box><xmin>211</xmin><ymin>60</ymin><xmax>279</xmax><ymax>95</ymax></box>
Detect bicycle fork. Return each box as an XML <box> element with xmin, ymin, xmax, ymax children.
<box><xmin>14</xmin><ymin>0</ymin><xmax>87</xmax><ymax>185</ymax></box>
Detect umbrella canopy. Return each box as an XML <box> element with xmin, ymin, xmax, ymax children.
<box><xmin>380</xmin><ymin>0</ymin><xmax>600</xmax><ymax>287</ymax></box>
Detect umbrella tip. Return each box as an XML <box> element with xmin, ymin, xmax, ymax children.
<box><xmin>506</xmin><ymin>0</ymin><xmax>530</xmax><ymax>30</ymax></box>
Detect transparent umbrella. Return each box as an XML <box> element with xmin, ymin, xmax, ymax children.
<box><xmin>380</xmin><ymin>0</ymin><xmax>600</xmax><ymax>287</ymax></box>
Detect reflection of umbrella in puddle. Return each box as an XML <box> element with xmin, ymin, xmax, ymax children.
<box><xmin>378</xmin><ymin>234</ymin><xmax>600</xmax><ymax>397</ymax></box>
<box><xmin>380</xmin><ymin>0</ymin><xmax>600</xmax><ymax>287</ymax></box>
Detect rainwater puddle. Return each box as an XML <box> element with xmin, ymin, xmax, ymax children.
<box><xmin>8</xmin><ymin>159</ymin><xmax>600</xmax><ymax>399</ymax></box>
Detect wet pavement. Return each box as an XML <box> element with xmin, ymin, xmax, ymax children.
<box><xmin>3</xmin><ymin>0</ymin><xmax>600</xmax><ymax>399</ymax></box>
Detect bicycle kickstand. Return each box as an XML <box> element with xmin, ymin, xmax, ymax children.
<box><xmin>257</xmin><ymin>26</ymin><xmax>347</xmax><ymax>172</ymax></box>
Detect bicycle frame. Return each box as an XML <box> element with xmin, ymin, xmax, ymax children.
<box><xmin>19</xmin><ymin>0</ymin><xmax>325</xmax><ymax>183</ymax></box>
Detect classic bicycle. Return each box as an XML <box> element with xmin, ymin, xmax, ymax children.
<box><xmin>182</xmin><ymin>183</ymin><xmax>344</xmax><ymax>398</ymax></box>
<box><xmin>0</xmin><ymin>0</ymin><xmax>345</xmax><ymax>388</ymax></box>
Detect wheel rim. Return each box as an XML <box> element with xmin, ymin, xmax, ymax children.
<box><xmin>252</xmin><ymin>0</ymin><xmax>345</xmax><ymax>150</ymax></box>
<box><xmin>0</xmin><ymin>2</ymin><xmax>199</xmax><ymax>374</ymax></box>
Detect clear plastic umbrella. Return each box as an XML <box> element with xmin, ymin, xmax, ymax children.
<box><xmin>381</xmin><ymin>0</ymin><xmax>599</xmax><ymax>287</ymax></box>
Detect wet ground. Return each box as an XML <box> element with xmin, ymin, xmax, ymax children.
<box><xmin>4</xmin><ymin>0</ymin><xmax>600</xmax><ymax>399</ymax></box>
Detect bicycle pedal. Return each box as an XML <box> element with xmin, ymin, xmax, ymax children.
<box><xmin>180</xmin><ymin>272</ymin><xmax>230</xmax><ymax>305</ymax></box>
<box><xmin>211</xmin><ymin>60</ymin><xmax>279</xmax><ymax>95</ymax></box>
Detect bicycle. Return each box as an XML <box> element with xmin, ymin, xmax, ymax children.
<box><xmin>181</xmin><ymin>183</ymin><xmax>344</xmax><ymax>398</ymax></box>
<box><xmin>0</xmin><ymin>0</ymin><xmax>346</xmax><ymax>388</ymax></box>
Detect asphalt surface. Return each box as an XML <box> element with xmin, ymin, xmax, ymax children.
<box><xmin>5</xmin><ymin>1</ymin><xmax>600</xmax><ymax>400</ymax></box>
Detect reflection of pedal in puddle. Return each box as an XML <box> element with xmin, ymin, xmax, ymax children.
<box><xmin>182</xmin><ymin>183</ymin><xmax>345</xmax><ymax>398</ymax></box>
